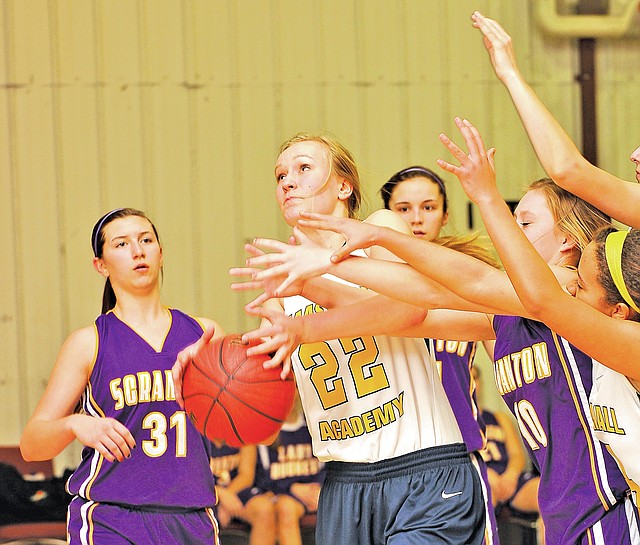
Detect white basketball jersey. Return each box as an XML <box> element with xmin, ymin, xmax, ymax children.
<box><xmin>590</xmin><ymin>360</ymin><xmax>640</xmax><ymax>490</ymax></box>
<box><xmin>284</xmin><ymin>274</ymin><xmax>463</xmax><ymax>463</ymax></box>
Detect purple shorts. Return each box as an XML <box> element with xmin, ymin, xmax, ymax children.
<box><xmin>577</xmin><ymin>494</ymin><xmax>640</xmax><ymax>545</ymax></box>
<box><xmin>67</xmin><ymin>496</ymin><xmax>219</xmax><ymax>545</ymax></box>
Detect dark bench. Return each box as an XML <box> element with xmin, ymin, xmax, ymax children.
<box><xmin>0</xmin><ymin>446</ymin><xmax>67</xmax><ymax>545</ymax></box>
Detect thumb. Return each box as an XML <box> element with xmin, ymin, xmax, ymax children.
<box><xmin>331</xmin><ymin>241</ymin><xmax>354</xmax><ymax>263</ymax></box>
<box><xmin>202</xmin><ymin>326</ymin><xmax>216</xmax><ymax>344</ymax></box>
<box><xmin>487</xmin><ymin>147</ymin><xmax>497</xmax><ymax>169</ymax></box>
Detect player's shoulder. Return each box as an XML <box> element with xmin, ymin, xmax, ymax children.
<box><xmin>57</xmin><ymin>324</ymin><xmax>98</xmax><ymax>369</ymax></box>
<box><xmin>363</xmin><ymin>208</ymin><xmax>412</xmax><ymax>234</ymax></box>
<box><xmin>195</xmin><ymin>316</ymin><xmax>226</xmax><ymax>338</ymax></box>
<box><xmin>66</xmin><ymin>324</ymin><xmax>98</xmax><ymax>347</ymax></box>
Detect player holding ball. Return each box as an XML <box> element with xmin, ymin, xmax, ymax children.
<box><xmin>174</xmin><ymin>133</ymin><xmax>486</xmax><ymax>545</ymax></box>
<box><xmin>21</xmin><ymin>208</ymin><xmax>224</xmax><ymax>545</ymax></box>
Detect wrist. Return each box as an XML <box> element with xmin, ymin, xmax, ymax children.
<box><xmin>474</xmin><ymin>191</ymin><xmax>504</xmax><ymax>210</ymax></box>
<box><xmin>500</xmin><ymin>68</ymin><xmax>523</xmax><ymax>88</ymax></box>
<box><xmin>299</xmin><ymin>315</ymin><xmax>310</xmax><ymax>344</ymax></box>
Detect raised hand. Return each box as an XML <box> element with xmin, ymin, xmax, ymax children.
<box><xmin>296</xmin><ymin>212</ymin><xmax>381</xmax><ymax>262</ymax></box>
<box><xmin>230</xmin><ymin>242</ymin><xmax>299</xmax><ymax>308</ymax></box>
<box><xmin>241</xmin><ymin>228</ymin><xmax>334</xmax><ymax>298</ymax></box>
<box><xmin>68</xmin><ymin>413</ymin><xmax>136</xmax><ymax>462</ymax></box>
<box><xmin>172</xmin><ymin>326</ymin><xmax>216</xmax><ymax>408</ymax></box>
<box><xmin>471</xmin><ymin>11</ymin><xmax>520</xmax><ymax>83</ymax></box>
<box><xmin>437</xmin><ymin>117</ymin><xmax>499</xmax><ymax>206</ymax></box>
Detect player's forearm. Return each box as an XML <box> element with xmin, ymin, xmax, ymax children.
<box><xmin>373</xmin><ymin>225</ymin><xmax>519</xmax><ymax>313</ymax></box>
<box><xmin>301</xmin><ymin>275</ymin><xmax>372</xmax><ymax>309</ymax></box>
<box><xmin>501</xmin><ymin>71</ymin><xmax>586</xmax><ymax>186</ymax></box>
<box><xmin>475</xmin><ymin>193</ymin><xmax>562</xmax><ymax>318</ymax></box>
<box><xmin>299</xmin><ymin>295</ymin><xmax>426</xmax><ymax>343</ymax></box>
<box><xmin>20</xmin><ymin>417</ymin><xmax>77</xmax><ymax>461</ymax></box>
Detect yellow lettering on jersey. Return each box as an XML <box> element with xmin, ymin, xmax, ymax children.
<box><xmin>165</xmin><ymin>370</ymin><xmax>176</xmax><ymax>401</ymax></box>
<box><xmin>532</xmin><ymin>343</ymin><xmax>551</xmax><ymax>379</ymax></box>
<box><xmin>319</xmin><ymin>421</ymin><xmax>335</xmax><ymax>440</ymax></box>
<box><xmin>493</xmin><ymin>342</ymin><xmax>551</xmax><ymax>394</ymax></box>
<box><xmin>434</xmin><ymin>339</ymin><xmax>469</xmax><ymax>357</ymax></box>
<box><xmin>109</xmin><ymin>369</ymin><xmax>175</xmax><ymax>409</ymax></box>
<box><xmin>590</xmin><ymin>404</ymin><xmax>626</xmax><ymax>435</ymax></box>
<box><xmin>348</xmin><ymin>416</ymin><xmax>365</xmax><ymax>437</ymax></box>
<box><xmin>151</xmin><ymin>370</ymin><xmax>165</xmax><ymax>402</ymax></box>
<box><xmin>340</xmin><ymin>418</ymin><xmax>356</xmax><ymax>438</ymax></box>
<box><xmin>292</xmin><ymin>303</ymin><xmax>325</xmax><ymax>318</ymax></box>
<box><xmin>137</xmin><ymin>372</ymin><xmax>151</xmax><ymax>402</ymax></box>
<box><xmin>110</xmin><ymin>378</ymin><xmax>124</xmax><ymax>410</ymax></box>
<box><xmin>317</xmin><ymin>392</ymin><xmax>404</xmax><ymax>442</ymax></box>
<box><xmin>123</xmin><ymin>374</ymin><xmax>138</xmax><ymax>405</ymax></box>
<box><xmin>494</xmin><ymin>357</ymin><xmax>517</xmax><ymax>395</ymax></box>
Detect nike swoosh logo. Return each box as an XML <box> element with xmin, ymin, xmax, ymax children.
<box><xmin>441</xmin><ymin>490</ymin><xmax>463</xmax><ymax>499</ymax></box>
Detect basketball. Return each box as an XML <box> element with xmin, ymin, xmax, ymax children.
<box><xmin>182</xmin><ymin>334</ymin><xmax>296</xmax><ymax>447</ymax></box>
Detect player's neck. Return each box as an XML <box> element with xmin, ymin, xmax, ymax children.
<box><xmin>112</xmin><ymin>293</ymin><xmax>167</xmax><ymax>327</ymax></box>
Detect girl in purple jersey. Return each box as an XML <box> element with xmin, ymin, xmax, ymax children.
<box><xmin>434</xmin><ymin>117</ymin><xmax>640</xmax><ymax>543</ymax></box>
<box><xmin>237</xmin><ymin>139</ymin><xmax>640</xmax><ymax>543</ymax></box>
<box><xmin>471</xmin><ymin>12</ymin><xmax>640</xmax><ymax>495</ymax></box>
<box><xmin>380</xmin><ymin>165</ymin><xmax>503</xmax><ymax>544</ymax></box>
<box><xmin>20</xmin><ymin>208</ymin><xmax>224</xmax><ymax>545</ymax></box>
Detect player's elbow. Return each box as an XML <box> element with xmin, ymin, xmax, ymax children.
<box><xmin>548</xmin><ymin>157</ymin><xmax>587</xmax><ymax>189</ymax></box>
<box><xmin>19</xmin><ymin>438</ymin><xmax>39</xmax><ymax>462</ymax></box>
<box><xmin>402</xmin><ymin>305</ymin><xmax>429</xmax><ymax>327</ymax></box>
<box><xmin>519</xmin><ymin>291</ymin><xmax>553</xmax><ymax>321</ymax></box>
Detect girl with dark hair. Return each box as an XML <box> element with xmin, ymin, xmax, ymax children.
<box><xmin>381</xmin><ymin>164</ymin><xmax>503</xmax><ymax>544</ymax></box>
<box><xmin>20</xmin><ymin>208</ymin><xmax>225</xmax><ymax>545</ymax></box>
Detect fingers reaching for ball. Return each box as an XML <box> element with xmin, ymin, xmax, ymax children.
<box><xmin>173</xmin><ymin>326</ymin><xmax>217</xmax><ymax>408</ymax></box>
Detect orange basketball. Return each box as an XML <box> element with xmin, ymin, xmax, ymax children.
<box><xmin>182</xmin><ymin>334</ymin><xmax>295</xmax><ymax>446</ymax></box>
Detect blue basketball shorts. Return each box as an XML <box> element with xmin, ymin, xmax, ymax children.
<box><xmin>316</xmin><ymin>443</ymin><xmax>485</xmax><ymax>545</ymax></box>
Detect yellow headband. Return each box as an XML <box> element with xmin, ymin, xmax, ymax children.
<box><xmin>604</xmin><ymin>230</ymin><xmax>640</xmax><ymax>314</ymax></box>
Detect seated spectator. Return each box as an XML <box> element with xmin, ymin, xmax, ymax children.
<box><xmin>255</xmin><ymin>394</ymin><xmax>324</xmax><ymax>545</ymax></box>
<box><xmin>210</xmin><ymin>443</ymin><xmax>275</xmax><ymax>545</ymax></box>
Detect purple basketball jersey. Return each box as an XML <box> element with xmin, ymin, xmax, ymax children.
<box><xmin>430</xmin><ymin>339</ymin><xmax>485</xmax><ymax>452</ymax></box>
<box><xmin>492</xmin><ymin>315</ymin><xmax>629</xmax><ymax>544</ymax></box>
<box><xmin>66</xmin><ymin>308</ymin><xmax>217</xmax><ymax>509</ymax></box>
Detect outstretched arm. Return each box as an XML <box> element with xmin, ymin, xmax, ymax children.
<box><xmin>472</xmin><ymin>11</ymin><xmax>640</xmax><ymax>228</ymax></box>
<box><xmin>293</xmin><ymin>211</ymin><xmax>539</xmax><ymax>317</ymax></box>
<box><xmin>241</xmin><ymin>216</ymin><xmax>514</xmax><ymax>316</ymax></box>
<box><xmin>443</xmin><ymin>117</ymin><xmax>640</xmax><ymax>381</ymax></box>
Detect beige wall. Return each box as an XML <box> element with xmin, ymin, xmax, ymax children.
<box><xmin>2</xmin><ymin>0</ymin><xmax>639</xmax><ymax>471</ymax></box>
